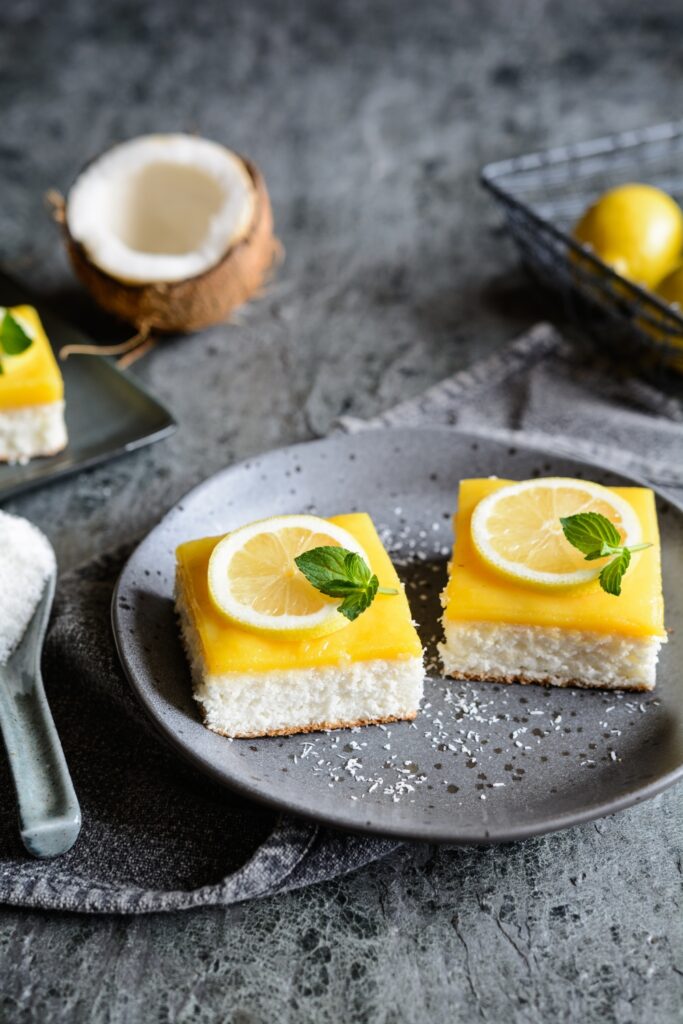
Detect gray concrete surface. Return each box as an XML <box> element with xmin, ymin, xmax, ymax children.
<box><xmin>1</xmin><ymin>0</ymin><xmax>682</xmax><ymax>1020</ymax></box>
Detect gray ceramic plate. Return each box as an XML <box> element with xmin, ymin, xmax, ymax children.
<box><xmin>0</xmin><ymin>273</ymin><xmax>175</xmax><ymax>501</ymax></box>
<box><xmin>112</xmin><ymin>429</ymin><xmax>683</xmax><ymax>843</ymax></box>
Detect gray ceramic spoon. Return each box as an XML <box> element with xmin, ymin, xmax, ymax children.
<box><xmin>0</xmin><ymin>567</ymin><xmax>81</xmax><ymax>857</ymax></box>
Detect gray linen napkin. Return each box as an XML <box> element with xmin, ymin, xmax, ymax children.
<box><xmin>1</xmin><ymin>322</ymin><xmax>681</xmax><ymax>914</ymax></box>
<box><xmin>339</xmin><ymin>322</ymin><xmax>683</xmax><ymax>490</ymax></box>
<box><xmin>0</xmin><ymin>547</ymin><xmax>398</xmax><ymax>913</ymax></box>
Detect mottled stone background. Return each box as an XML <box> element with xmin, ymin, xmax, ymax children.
<box><xmin>1</xmin><ymin>0</ymin><xmax>682</xmax><ymax>1020</ymax></box>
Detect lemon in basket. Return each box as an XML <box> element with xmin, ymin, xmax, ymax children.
<box><xmin>573</xmin><ymin>183</ymin><xmax>683</xmax><ymax>288</ymax></box>
<box><xmin>640</xmin><ymin>263</ymin><xmax>683</xmax><ymax>372</ymax></box>
<box><xmin>655</xmin><ymin>263</ymin><xmax>683</xmax><ymax>305</ymax></box>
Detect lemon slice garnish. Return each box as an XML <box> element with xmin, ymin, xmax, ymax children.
<box><xmin>470</xmin><ymin>477</ymin><xmax>642</xmax><ymax>589</ymax></box>
<box><xmin>207</xmin><ymin>514</ymin><xmax>369</xmax><ymax>640</ymax></box>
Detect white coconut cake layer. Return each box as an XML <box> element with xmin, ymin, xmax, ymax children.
<box><xmin>0</xmin><ymin>400</ymin><xmax>67</xmax><ymax>464</ymax></box>
<box><xmin>176</xmin><ymin>578</ymin><xmax>424</xmax><ymax>738</ymax></box>
<box><xmin>439</xmin><ymin>620</ymin><xmax>665</xmax><ymax>693</ymax></box>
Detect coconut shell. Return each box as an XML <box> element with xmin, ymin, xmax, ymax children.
<box><xmin>61</xmin><ymin>158</ymin><xmax>279</xmax><ymax>333</ymax></box>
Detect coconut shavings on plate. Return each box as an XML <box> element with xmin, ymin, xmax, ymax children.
<box><xmin>0</xmin><ymin>511</ymin><xmax>55</xmax><ymax>664</ymax></box>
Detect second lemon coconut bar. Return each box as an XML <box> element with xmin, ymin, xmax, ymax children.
<box><xmin>439</xmin><ymin>478</ymin><xmax>666</xmax><ymax>692</ymax></box>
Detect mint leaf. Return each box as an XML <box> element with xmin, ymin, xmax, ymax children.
<box><xmin>294</xmin><ymin>546</ymin><xmax>351</xmax><ymax>594</ymax></box>
<box><xmin>338</xmin><ymin>577</ymin><xmax>378</xmax><ymax>621</ymax></box>
<box><xmin>344</xmin><ymin>551</ymin><xmax>373</xmax><ymax>587</ymax></box>
<box><xmin>560</xmin><ymin>512</ymin><xmax>621</xmax><ymax>554</ymax></box>
<box><xmin>0</xmin><ymin>312</ymin><xmax>32</xmax><ymax>356</ymax></box>
<box><xmin>560</xmin><ymin>510</ymin><xmax>651</xmax><ymax>597</ymax></box>
<box><xmin>599</xmin><ymin>548</ymin><xmax>631</xmax><ymax>596</ymax></box>
<box><xmin>295</xmin><ymin>545</ymin><xmax>397</xmax><ymax>622</ymax></box>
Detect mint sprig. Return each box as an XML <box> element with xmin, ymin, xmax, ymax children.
<box><xmin>0</xmin><ymin>311</ymin><xmax>33</xmax><ymax>374</ymax></box>
<box><xmin>560</xmin><ymin>511</ymin><xmax>651</xmax><ymax>596</ymax></box>
<box><xmin>295</xmin><ymin>546</ymin><xmax>398</xmax><ymax>621</ymax></box>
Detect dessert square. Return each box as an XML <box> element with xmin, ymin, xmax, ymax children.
<box><xmin>176</xmin><ymin>513</ymin><xmax>424</xmax><ymax>737</ymax></box>
<box><xmin>0</xmin><ymin>305</ymin><xmax>67</xmax><ymax>463</ymax></box>
<box><xmin>439</xmin><ymin>479</ymin><xmax>667</xmax><ymax>691</ymax></box>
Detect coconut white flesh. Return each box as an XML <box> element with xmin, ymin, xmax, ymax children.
<box><xmin>66</xmin><ymin>134</ymin><xmax>256</xmax><ymax>284</ymax></box>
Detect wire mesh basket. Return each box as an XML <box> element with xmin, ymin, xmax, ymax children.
<box><xmin>481</xmin><ymin>121</ymin><xmax>683</xmax><ymax>379</ymax></box>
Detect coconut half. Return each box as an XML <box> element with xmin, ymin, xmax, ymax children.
<box><xmin>60</xmin><ymin>134</ymin><xmax>278</xmax><ymax>333</ymax></box>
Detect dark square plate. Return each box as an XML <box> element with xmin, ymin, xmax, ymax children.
<box><xmin>0</xmin><ymin>273</ymin><xmax>176</xmax><ymax>501</ymax></box>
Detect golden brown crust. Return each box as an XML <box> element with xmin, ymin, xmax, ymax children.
<box><xmin>202</xmin><ymin>710</ymin><xmax>417</xmax><ymax>740</ymax></box>
<box><xmin>62</xmin><ymin>157</ymin><xmax>280</xmax><ymax>332</ymax></box>
<box><xmin>446</xmin><ymin>669</ymin><xmax>653</xmax><ymax>693</ymax></box>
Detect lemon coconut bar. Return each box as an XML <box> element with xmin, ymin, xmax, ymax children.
<box><xmin>176</xmin><ymin>513</ymin><xmax>424</xmax><ymax>738</ymax></box>
<box><xmin>439</xmin><ymin>479</ymin><xmax>667</xmax><ymax>692</ymax></box>
<box><xmin>0</xmin><ymin>306</ymin><xmax>67</xmax><ymax>463</ymax></box>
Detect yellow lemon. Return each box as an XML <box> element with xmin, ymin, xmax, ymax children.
<box><xmin>644</xmin><ymin>264</ymin><xmax>683</xmax><ymax>370</ymax></box>
<box><xmin>573</xmin><ymin>183</ymin><xmax>683</xmax><ymax>288</ymax></box>
<box><xmin>655</xmin><ymin>262</ymin><xmax>683</xmax><ymax>305</ymax></box>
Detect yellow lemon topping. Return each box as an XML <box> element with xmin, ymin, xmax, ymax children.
<box><xmin>443</xmin><ymin>479</ymin><xmax>665</xmax><ymax>638</ymax></box>
<box><xmin>177</xmin><ymin>513</ymin><xmax>422</xmax><ymax>674</ymax></box>
<box><xmin>0</xmin><ymin>305</ymin><xmax>64</xmax><ymax>410</ymax></box>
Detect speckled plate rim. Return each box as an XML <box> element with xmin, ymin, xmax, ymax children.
<box><xmin>112</xmin><ymin>428</ymin><xmax>683</xmax><ymax>844</ymax></box>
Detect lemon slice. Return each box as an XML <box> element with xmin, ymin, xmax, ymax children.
<box><xmin>207</xmin><ymin>514</ymin><xmax>368</xmax><ymax>639</ymax></box>
<box><xmin>470</xmin><ymin>478</ymin><xmax>641</xmax><ymax>589</ymax></box>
